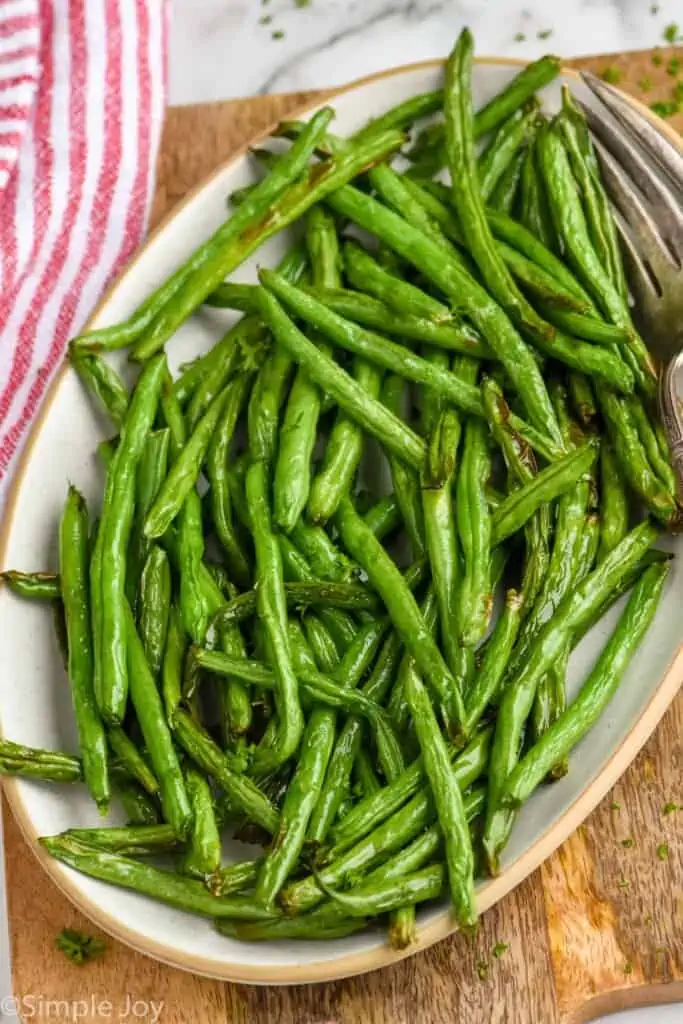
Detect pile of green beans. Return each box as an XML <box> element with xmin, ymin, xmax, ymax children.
<box><xmin>1</xmin><ymin>30</ymin><xmax>675</xmax><ymax>954</ymax></box>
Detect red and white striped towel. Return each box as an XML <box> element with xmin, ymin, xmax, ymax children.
<box><xmin>0</xmin><ymin>0</ymin><xmax>168</xmax><ymax>506</ymax></box>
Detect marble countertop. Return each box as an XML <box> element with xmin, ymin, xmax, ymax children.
<box><xmin>170</xmin><ymin>0</ymin><xmax>679</xmax><ymax>104</ymax></box>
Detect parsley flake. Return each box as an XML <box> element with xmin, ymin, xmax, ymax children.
<box><xmin>656</xmin><ymin>842</ymin><xmax>669</xmax><ymax>860</ymax></box>
<box><xmin>601</xmin><ymin>67</ymin><xmax>622</xmax><ymax>84</ymax></box>
<box><xmin>492</xmin><ymin>941</ymin><xmax>509</xmax><ymax>958</ymax></box>
<box><xmin>537</xmin><ymin>29</ymin><xmax>553</xmax><ymax>40</ymax></box>
<box><xmin>663</xmin><ymin>23</ymin><xmax>681</xmax><ymax>44</ymax></box>
<box><xmin>55</xmin><ymin>929</ymin><xmax>106</xmax><ymax>966</ymax></box>
<box><xmin>621</xmin><ymin>838</ymin><xmax>634</xmax><ymax>848</ymax></box>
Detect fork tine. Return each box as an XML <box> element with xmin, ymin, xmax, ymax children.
<box><xmin>578</xmin><ymin>99</ymin><xmax>683</xmax><ymax>257</ymax></box>
<box><xmin>580</xmin><ymin>71</ymin><xmax>683</xmax><ymax>191</ymax></box>
<box><xmin>612</xmin><ymin>210</ymin><xmax>659</xmax><ymax>308</ymax></box>
<box><xmin>592</xmin><ymin>138</ymin><xmax>680</xmax><ymax>278</ymax></box>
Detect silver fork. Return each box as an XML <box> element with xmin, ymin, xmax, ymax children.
<box><xmin>578</xmin><ymin>71</ymin><xmax>683</xmax><ymax>494</ymax></box>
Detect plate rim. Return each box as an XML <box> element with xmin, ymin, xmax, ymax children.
<box><xmin>1</xmin><ymin>55</ymin><xmax>682</xmax><ymax>986</ymax></box>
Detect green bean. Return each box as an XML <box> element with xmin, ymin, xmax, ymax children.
<box><xmin>537</xmin><ymin>124</ymin><xmax>657</xmax><ymax>395</ymax></box>
<box><xmin>307</xmin><ymin>626</ymin><xmax>405</xmax><ymax>845</ymax></box>
<box><xmin>381</xmin><ymin>374</ymin><xmax>425</xmax><ymax>558</ymax></box>
<box><xmin>1</xmin><ymin>571</ymin><xmax>60</xmax><ymax>601</ymax></box>
<box><xmin>343</xmin><ymin>239</ymin><xmax>454</xmax><ymax>322</ymax></box>
<box><xmin>161</xmin><ymin>604</ymin><xmax>186</xmax><ymax>719</ymax></box>
<box><xmin>326</xmin><ymin>188</ymin><xmax>561</xmax><ymax>451</ymax></box>
<box><xmin>491</xmin><ymin>439</ymin><xmax>599</xmax><ymax>546</ymax></box>
<box><xmin>484</xmin><ymin>206</ymin><xmax>593</xmax><ymax>305</ymax></box>
<box><xmin>456</xmin><ymin>417</ymin><xmax>493</xmax><ymax>647</ymax></box>
<box><xmin>567</xmin><ymin>372</ymin><xmax>597</xmax><ymax>426</ymax></box>
<box><xmin>518</xmin><ymin>140</ymin><xmax>555</xmax><ymax>250</ymax></box>
<box><xmin>186</xmin><ymin>316</ymin><xmax>263</xmax><ymax>431</ymax></box>
<box><xmin>599</xmin><ymin>390</ymin><xmax>676</xmax><ymax>525</ymax></box>
<box><xmin>319</xmin><ymin>863</ymin><xmax>446</xmax><ymax>917</ymax></box>
<box><xmin>59</xmin><ymin>486</ymin><xmax>109</xmax><ymax>812</ymax></box>
<box><xmin>193</xmin><ymin>647</ymin><xmax>390</xmax><ymax>727</ymax></box>
<box><xmin>71</xmin><ymin>350</ymin><xmax>129</xmax><ymax>427</ymax></box>
<box><xmin>481</xmin><ymin>376</ymin><xmax>549</xmax><ymax>611</ymax></box>
<box><xmin>146</xmin><ymin>385</ymin><xmax>231</xmax><ymax>539</ymax></box>
<box><xmin>362</xmin><ymin>495</ymin><xmax>402</xmax><ymax>541</ymax></box>
<box><xmin>475</xmin><ymin>54</ymin><xmax>561</xmax><ymax>136</ymax></box>
<box><xmin>124</xmin><ymin>601</ymin><xmax>191</xmax><ymax>837</ymax></box>
<box><xmin>404</xmin><ymin>668</ymin><xmax>476</xmax><ymax>928</ymax></box>
<box><xmin>94</xmin><ymin>353</ymin><xmax>166</xmax><ymax>723</ymax></box>
<box><xmin>258</xmin><ymin>286</ymin><xmax>425</xmax><ymax>470</ymax></box>
<box><xmin>127</xmin><ymin>428</ymin><xmax>170</xmax><ymax>612</ymax></box>
<box><xmin>61</xmin><ymin>824</ymin><xmax>177</xmax><ymax>856</ymax></box>
<box><xmin>0</xmin><ymin>741</ymin><xmax>83</xmax><ymax>784</ymax></box>
<box><xmin>245</xmin><ymin>460</ymin><xmax>304</xmax><ymax>772</ymax></box>
<box><xmin>282</xmin><ymin>780</ymin><xmax>485</xmax><ymax>915</ymax></box>
<box><xmin>403</xmin><ymin>54</ymin><xmax>561</xmax><ymax>176</ymax></box>
<box><xmin>206</xmin><ymin>859</ymin><xmax>260</xmax><ymax>897</ymax></box>
<box><xmin>180</xmin><ymin>766</ymin><xmax>221</xmax><ymax>878</ymax></box>
<box><xmin>598</xmin><ymin>442</ymin><xmax>629</xmax><ymax>561</ymax></box>
<box><xmin>627</xmin><ymin>396</ymin><xmax>677</xmax><ymax>498</ymax></box>
<box><xmin>387</xmin><ymin>585</ymin><xmax>439</xmax><ymax>734</ymax></box>
<box><xmin>114</xmin><ymin>778</ymin><xmax>161</xmax><ymax>826</ymax></box>
<box><xmin>482</xmin><ymin>519</ymin><xmax>659</xmax><ymax>873</ymax></box>
<box><xmin>289</xmin><ymin>519</ymin><xmax>357</xmax><ymax>583</ymax></box>
<box><xmin>215</xmin><ymin>911</ymin><xmax>365</xmax><ymax>942</ymax></box>
<box><xmin>301</xmin><ymin>615</ymin><xmax>340</xmax><ymax>674</ymax></box>
<box><xmin>211</xmin><ymin>582</ymin><xmax>378</xmax><ymax>633</ymax></box>
<box><xmin>537</xmin><ymin>307</ymin><xmax>628</xmax><ymax>348</ymax></box>
<box><xmin>40</xmin><ymin>835</ymin><xmax>275</xmax><ymax>920</ymax></box>
<box><xmin>261</xmin><ymin>268</ymin><xmax>562</xmax><ymax>463</ymax></box>
<box><xmin>309</xmin><ymin>286</ymin><xmax>490</xmax><ymax>357</ymax></box>
<box><xmin>503</xmin><ymin>561</ymin><xmax>668</xmax><ymax>808</ymax></box>
<box><xmin>256</xmin><ymin>709</ymin><xmax>336</xmax><ymax>910</ymax></box>
<box><xmin>488</xmin><ymin>147</ymin><xmax>526</xmax><ymax>213</ymax></box>
<box><xmin>137</xmin><ymin>545</ymin><xmax>171</xmax><ymax>679</ymax></box>
<box><xmin>478</xmin><ymin>102</ymin><xmax>538</xmax><ymax>200</ymax></box>
<box><xmin>205</xmin><ymin>373</ymin><xmax>252</xmax><ymax>591</ymax></box>
<box><xmin>131</xmin><ymin>124</ymin><xmax>403</xmax><ymax>363</ymax></box>
<box><xmin>171</xmin><ymin>709</ymin><xmax>278</xmax><ymax>833</ymax></box>
<box><xmin>273</xmin><ymin>208</ymin><xmax>340</xmax><ymax>532</ymax></box>
<box><xmin>559</xmin><ymin>88</ymin><xmax>628</xmax><ymax>301</ymax></box>
<box><xmin>328</xmin><ymin>725</ymin><xmax>492</xmax><ymax>858</ymax></box>
<box><xmin>107</xmin><ymin>727</ymin><xmax>158</xmax><ymax>796</ymax></box>
<box><xmin>335</xmin><ymin>496</ymin><xmax>466</xmax><ymax>731</ymax></box>
<box><xmin>353</xmin><ymin>747</ymin><xmax>381</xmax><ymax>798</ymax></box>
<box><xmin>463</xmin><ymin>590</ymin><xmax>524</xmax><ymax>735</ymax></box>
<box><xmin>160</xmin><ymin>380</ymin><xmax>211</xmax><ymax>643</ymax></box>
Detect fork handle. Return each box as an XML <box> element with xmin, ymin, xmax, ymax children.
<box><xmin>659</xmin><ymin>356</ymin><xmax>683</xmax><ymax>501</ymax></box>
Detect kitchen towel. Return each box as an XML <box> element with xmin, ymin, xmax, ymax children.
<box><xmin>0</xmin><ymin>0</ymin><xmax>168</xmax><ymax>509</ymax></box>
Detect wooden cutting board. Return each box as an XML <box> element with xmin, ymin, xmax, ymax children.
<box><xmin>4</xmin><ymin>46</ymin><xmax>683</xmax><ymax>1024</ymax></box>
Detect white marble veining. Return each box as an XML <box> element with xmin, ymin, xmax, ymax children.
<box><xmin>170</xmin><ymin>0</ymin><xmax>680</xmax><ymax>104</ymax></box>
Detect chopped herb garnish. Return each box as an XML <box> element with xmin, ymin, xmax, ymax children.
<box><xmin>656</xmin><ymin>842</ymin><xmax>669</xmax><ymax>860</ymax></box>
<box><xmin>617</xmin><ymin>874</ymin><xmax>630</xmax><ymax>891</ymax></box>
<box><xmin>514</xmin><ymin>33</ymin><xmax>526</xmax><ymax>42</ymax></box>
<box><xmin>55</xmin><ymin>928</ymin><xmax>106</xmax><ymax>966</ymax></box>
<box><xmin>652</xmin><ymin>51</ymin><xmax>663</xmax><ymax>67</ymax></box>
<box><xmin>675</xmin><ymin>81</ymin><xmax>683</xmax><ymax>101</ymax></box>
<box><xmin>272</xmin><ymin>29</ymin><xmax>285</xmax><ymax>40</ymax></box>
<box><xmin>650</xmin><ymin>99</ymin><xmax>680</xmax><ymax>118</ymax></box>
<box><xmin>492</xmin><ymin>941</ymin><xmax>509</xmax><ymax>958</ymax></box>
<box><xmin>666</xmin><ymin>57</ymin><xmax>681</xmax><ymax>77</ymax></box>
<box><xmin>477</xmin><ymin>960</ymin><xmax>489</xmax><ymax>980</ymax></box>
<box><xmin>663</xmin><ymin>23</ymin><xmax>681</xmax><ymax>44</ymax></box>
<box><xmin>295</xmin><ymin>0</ymin><xmax>312</xmax><ymax>6</ymax></box>
<box><xmin>650</xmin><ymin>3</ymin><xmax>660</xmax><ymax>12</ymax></box>
<box><xmin>623</xmin><ymin>960</ymin><xmax>633</xmax><ymax>975</ymax></box>
<box><xmin>638</xmin><ymin>76</ymin><xmax>653</xmax><ymax>93</ymax></box>
<box><xmin>611</xmin><ymin>801</ymin><xmax>621</xmax><ymax>811</ymax></box>
<box><xmin>601</xmin><ymin>67</ymin><xmax>622</xmax><ymax>84</ymax></box>
<box><xmin>621</xmin><ymin>837</ymin><xmax>634</xmax><ymax>848</ymax></box>
<box><xmin>537</xmin><ymin>29</ymin><xmax>553</xmax><ymax>40</ymax></box>
<box><xmin>663</xmin><ymin>801</ymin><xmax>680</xmax><ymax>815</ymax></box>
<box><xmin>259</xmin><ymin>14</ymin><xmax>272</xmax><ymax>25</ymax></box>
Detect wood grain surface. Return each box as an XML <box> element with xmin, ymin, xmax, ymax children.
<box><xmin>4</xmin><ymin>46</ymin><xmax>683</xmax><ymax>1024</ymax></box>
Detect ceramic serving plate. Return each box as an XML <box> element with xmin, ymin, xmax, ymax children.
<box><xmin>1</xmin><ymin>58</ymin><xmax>682</xmax><ymax>985</ymax></box>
